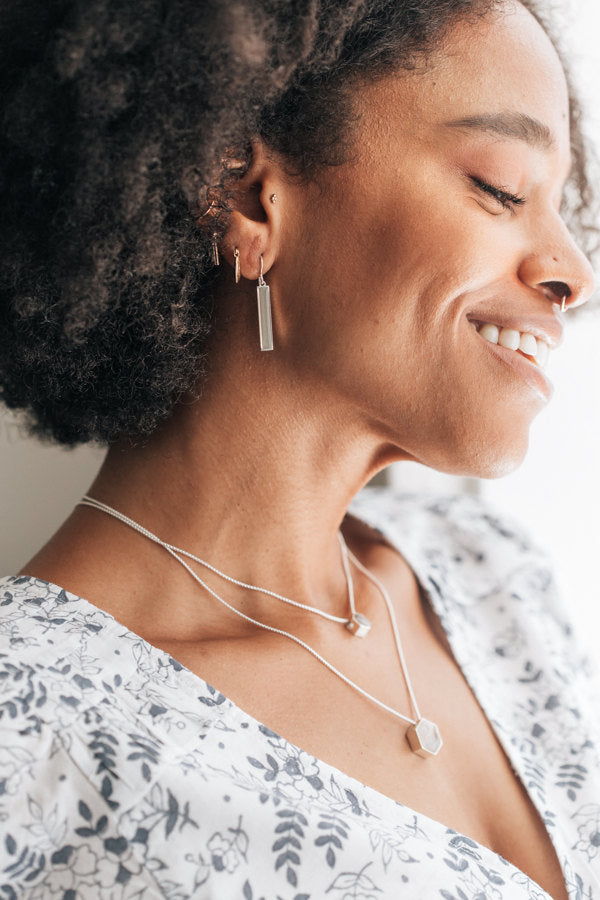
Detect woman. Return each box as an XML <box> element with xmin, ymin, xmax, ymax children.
<box><xmin>0</xmin><ymin>0</ymin><xmax>598</xmax><ymax>897</ymax></box>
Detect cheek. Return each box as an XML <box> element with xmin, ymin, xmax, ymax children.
<box><xmin>279</xmin><ymin>197</ymin><xmax>477</xmax><ymax>383</ymax></box>
<box><xmin>288</xmin><ymin>157</ymin><xmax>487</xmax><ymax>336</ymax></box>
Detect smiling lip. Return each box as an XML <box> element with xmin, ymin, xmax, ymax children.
<box><xmin>474</xmin><ymin>329</ymin><xmax>554</xmax><ymax>401</ymax></box>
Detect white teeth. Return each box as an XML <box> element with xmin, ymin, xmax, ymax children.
<box><xmin>475</xmin><ymin>320</ymin><xmax>550</xmax><ymax>369</ymax></box>
<box><xmin>479</xmin><ymin>323</ymin><xmax>499</xmax><ymax>344</ymax></box>
<box><xmin>535</xmin><ymin>341</ymin><xmax>549</xmax><ymax>369</ymax></box>
<box><xmin>519</xmin><ymin>333</ymin><xmax>538</xmax><ymax>357</ymax></box>
<box><xmin>498</xmin><ymin>328</ymin><xmax>521</xmax><ymax>351</ymax></box>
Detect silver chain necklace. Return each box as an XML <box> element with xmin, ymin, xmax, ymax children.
<box><xmin>79</xmin><ymin>495</ymin><xmax>371</xmax><ymax>637</ymax></box>
<box><xmin>78</xmin><ymin>495</ymin><xmax>442</xmax><ymax>757</ymax></box>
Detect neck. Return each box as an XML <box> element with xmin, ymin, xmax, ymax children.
<box><xmin>83</xmin><ymin>343</ymin><xmax>399</xmax><ymax>626</ymax></box>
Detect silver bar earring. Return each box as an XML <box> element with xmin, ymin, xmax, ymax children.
<box><xmin>257</xmin><ymin>255</ymin><xmax>273</xmax><ymax>351</ymax></box>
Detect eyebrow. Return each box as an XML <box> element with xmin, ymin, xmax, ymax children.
<box><xmin>444</xmin><ymin>112</ymin><xmax>555</xmax><ymax>151</ymax></box>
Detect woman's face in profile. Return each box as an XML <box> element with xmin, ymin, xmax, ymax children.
<box><xmin>272</xmin><ymin>0</ymin><xmax>594</xmax><ymax>478</ymax></box>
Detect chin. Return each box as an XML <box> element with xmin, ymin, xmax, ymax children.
<box><xmin>471</xmin><ymin>453</ymin><xmax>526</xmax><ymax>480</ymax></box>
<box><xmin>416</xmin><ymin>427</ymin><xmax>531</xmax><ymax>480</ymax></box>
<box><xmin>461</xmin><ymin>433</ymin><xmax>531</xmax><ymax>480</ymax></box>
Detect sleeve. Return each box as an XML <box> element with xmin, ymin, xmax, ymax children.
<box><xmin>0</xmin><ymin>723</ymin><xmax>162</xmax><ymax>899</ymax></box>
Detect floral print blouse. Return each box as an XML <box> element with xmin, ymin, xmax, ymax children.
<box><xmin>0</xmin><ymin>489</ymin><xmax>599</xmax><ymax>899</ymax></box>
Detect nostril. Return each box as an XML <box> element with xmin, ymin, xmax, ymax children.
<box><xmin>542</xmin><ymin>281</ymin><xmax>571</xmax><ymax>302</ymax></box>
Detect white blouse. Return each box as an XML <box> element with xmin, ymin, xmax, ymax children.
<box><xmin>0</xmin><ymin>489</ymin><xmax>599</xmax><ymax>899</ymax></box>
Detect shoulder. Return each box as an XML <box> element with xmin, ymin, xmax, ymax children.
<box><xmin>0</xmin><ymin>573</ymin><xmax>107</xmax><ymax>640</ymax></box>
<box><xmin>0</xmin><ymin>574</ymin><xmax>117</xmax><ymax>718</ymax></box>
<box><xmin>0</xmin><ymin>574</ymin><xmax>233</xmax><ymax>744</ymax></box>
<box><xmin>352</xmin><ymin>487</ymin><xmax>600</xmax><ymax>695</ymax></box>
<box><xmin>349</xmin><ymin>486</ymin><xmax>570</xmax><ymax>633</ymax></box>
<box><xmin>349</xmin><ymin>485</ymin><xmax>545</xmax><ymax>572</ymax></box>
<box><xmin>0</xmin><ymin>575</ymin><xmax>242</xmax><ymax>892</ymax></box>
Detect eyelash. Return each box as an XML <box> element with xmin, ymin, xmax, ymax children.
<box><xmin>470</xmin><ymin>176</ymin><xmax>526</xmax><ymax>212</ymax></box>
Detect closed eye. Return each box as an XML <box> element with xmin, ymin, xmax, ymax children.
<box><xmin>470</xmin><ymin>176</ymin><xmax>526</xmax><ymax>213</ymax></box>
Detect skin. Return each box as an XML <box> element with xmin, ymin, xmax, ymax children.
<box><xmin>22</xmin><ymin>3</ymin><xmax>595</xmax><ymax>898</ymax></box>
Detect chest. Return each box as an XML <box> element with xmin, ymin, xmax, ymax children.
<box><xmin>161</xmin><ymin>618</ymin><xmax>568</xmax><ymax>900</ymax></box>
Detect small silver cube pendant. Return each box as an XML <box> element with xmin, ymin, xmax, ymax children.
<box><xmin>345</xmin><ymin>613</ymin><xmax>372</xmax><ymax>638</ymax></box>
<box><xmin>406</xmin><ymin>718</ymin><xmax>443</xmax><ymax>758</ymax></box>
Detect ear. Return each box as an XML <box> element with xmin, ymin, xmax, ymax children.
<box><xmin>220</xmin><ymin>139</ymin><xmax>283</xmax><ymax>281</ymax></box>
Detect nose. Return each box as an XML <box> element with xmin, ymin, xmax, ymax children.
<box><xmin>517</xmin><ymin>218</ymin><xmax>596</xmax><ymax>310</ymax></box>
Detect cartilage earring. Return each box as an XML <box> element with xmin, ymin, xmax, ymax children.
<box><xmin>234</xmin><ymin>248</ymin><xmax>240</xmax><ymax>284</ymax></box>
<box><xmin>257</xmin><ymin>255</ymin><xmax>274</xmax><ymax>352</ymax></box>
<box><xmin>211</xmin><ymin>233</ymin><xmax>220</xmax><ymax>266</ymax></box>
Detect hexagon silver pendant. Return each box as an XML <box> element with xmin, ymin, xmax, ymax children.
<box><xmin>345</xmin><ymin>613</ymin><xmax>372</xmax><ymax>638</ymax></box>
<box><xmin>406</xmin><ymin>718</ymin><xmax>443</xmax><ymax>758</ymax></box>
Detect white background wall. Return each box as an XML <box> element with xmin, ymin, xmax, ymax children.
<box><xmin>1</xmin><ymin>0</ymin><xmax>599</xmax><ymax>654</ymax></box>
<box><xmin>0</xmin><ymin>412</ymin><xmax>105</xmax><ymax>574</ymax></box>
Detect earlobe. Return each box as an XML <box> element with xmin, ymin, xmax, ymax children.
<box><xmin>221</xmin><ymin>214</ymin><xmax>275</xmax><ymax>281</ymax></box>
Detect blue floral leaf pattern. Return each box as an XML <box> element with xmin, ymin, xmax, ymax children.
<box><xmin>78</xmin><ymin>800</ymin><xmax>92</xmax><ymax>822</ymax></box>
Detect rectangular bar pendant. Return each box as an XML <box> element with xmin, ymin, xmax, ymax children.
<box><xmin>257</xmin><ymin>283</ymin><xmax>274</xmax><ymax>351</ymax></box>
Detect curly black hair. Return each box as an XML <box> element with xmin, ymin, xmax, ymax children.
<box><xmin>1</xmin><ymin>0</ymin><xmax>596</xmax><ymax>446</ymax></box>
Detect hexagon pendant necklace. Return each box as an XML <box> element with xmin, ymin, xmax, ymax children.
<box><xmin>341</xmin><ymin>538</ymin><xmax>443</xmax><ymax>758</ymax></box>
<box><xmin>79</xmin><ymin>496</ymin><xmax>442</xmax><ymax>759</ymax></box>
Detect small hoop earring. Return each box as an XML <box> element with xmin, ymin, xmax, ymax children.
<box><xmin>234</xmin><ymin>248</ymin><xmax>240</xmax><ymax>284</ymax></box>
<box><xmin>257</xmin><ymin>254</ymin><xmax>274</xmax><ymax>352</ymax></box>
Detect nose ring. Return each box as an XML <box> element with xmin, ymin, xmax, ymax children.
<box><xmin>561</xmin><ymin>295</ymin><xmax>567</xmax><ymax>313</ymax></box>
